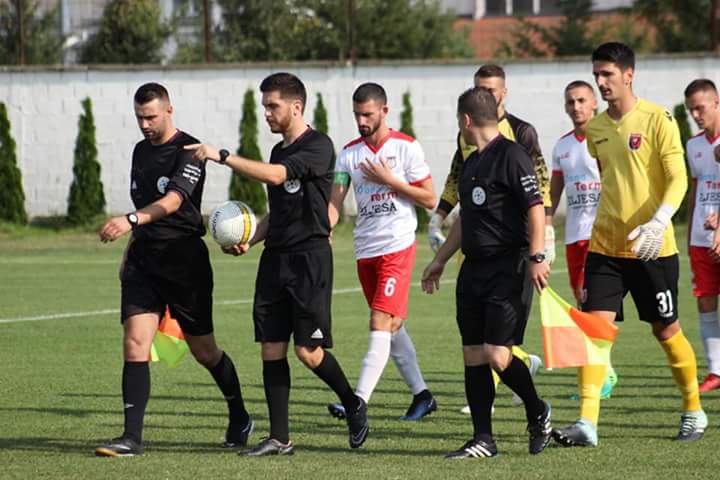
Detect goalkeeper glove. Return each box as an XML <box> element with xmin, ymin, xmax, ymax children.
<box><xmin>544</xmin><ymin>225</ymin><xmax>556</xmax><ymax>265</ymax></box>
<box><xmin>428</xmin><ymin>212</ymin><xmax>446</xmax><ymax>253</ymax></box>
<box><xmin>627</xmin><ymin>205</ymin><xmax>673</xmax><ymax>261</ymax></box>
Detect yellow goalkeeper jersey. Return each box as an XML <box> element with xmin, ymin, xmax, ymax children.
<box><xmin>586</xmin><ymin>98</ymin><xmax>687</xmax><ymax>259</ymax></box>
<box><xmin>438</xmin><ymin>113</ymin><xmax>551</xmax><ymax>213</ymax></box>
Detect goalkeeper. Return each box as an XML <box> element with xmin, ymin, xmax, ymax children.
<box><xmin>428</xmin><ymin>64</ymin><xmax>547</xmax><ymax>413</ymax></box>
<box><xmin>551</xmin><ymin>42</ymin><xmax>706</xmax><ymax>448</ymax></box>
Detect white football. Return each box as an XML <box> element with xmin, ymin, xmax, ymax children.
<box><xmin>208</xmin><ymin>201</ymin><xmax>257</xmax><ymax>247</ymax></box>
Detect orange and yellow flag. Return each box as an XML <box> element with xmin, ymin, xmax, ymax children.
<box><xmin>150</xmin><ymin>307</ymin><xmax>189</xmax><ymax>368</ymax></box>
<box><xmin>539</xmin><ymin>287</ymin><xmax>618</xmax><ymax>369</ymax></box>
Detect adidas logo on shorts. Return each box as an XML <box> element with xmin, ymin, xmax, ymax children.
<box><xmin>311</xmin><ymin>329</ymin><xmax>324</xmax><ymax>340</ymax></box>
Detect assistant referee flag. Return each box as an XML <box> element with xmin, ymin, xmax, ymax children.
<box><xmin>539</xmin><ymin>287</ymin><xmax>618</xmax><ymax>369</ymax></box>
<box><xmin>150</xmin><ymin>307</ymin><xmax>189</xmax><ymax>368</ymax></box>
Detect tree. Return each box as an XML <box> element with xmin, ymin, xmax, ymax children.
<box><xmin>229</xmin><ymin>89</ymin><xmax>267</xmax><ymax>215</ymax></box>
<box><xmin>82</xmin><ymin>0</ymin><xmax>173</xmax><ymax>64</ymax></box>
<box><xmin>0</xmin><ymin>102</ymin><xmax>27</xmax><ymax>224</ymax></box>
<box><xmin>67</xmin><ymin>98</ymin><xmax>105</xmax><ymax>225</ymax></box>
<box><xmin>313</xmin><ymin>93</ymin><xmax>329</xmax><ymax>134</ymax></box>
<box><xmin>0</xmin><ymin>0</ymin><xmax>63</xmax><ymax>65</ymax></box>
<box><xmin>673</xmin><ymin>103</ymin><xmax>693</xmax><ymax>222</ymax></box>
<box><xmin>198</xmin><ymin>0</ymin><xmax>472</xmax><ymax>63</ymax></box>
<box><xmin>399</xmin><ymin>91</ymin><xmax>429</xmax><ymax>231</ymax></box>
<box><xmin>634</xmin><ymin>0</ymin><xmax>712</xmax><ymax>53</ymax></box>
<box><xmin>400</xmin><ymin>91</ymin><xmax>416</xmax><ymax>138</ymax></box>
<box><xmin>498</xmin><ymin>0</ymin><xmax>603</xmax><ymax>58</ymax></box>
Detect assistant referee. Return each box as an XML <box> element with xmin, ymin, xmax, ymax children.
<box><xmin>96</xmin><ymin>83</ymin><xmax>252</xmax><ymax>457</ymax></box>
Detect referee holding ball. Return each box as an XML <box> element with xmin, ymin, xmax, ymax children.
<box><xmin>187</xmin><ymin>72</ymin><xmax>369</xmax><ymax>456</ymax></box>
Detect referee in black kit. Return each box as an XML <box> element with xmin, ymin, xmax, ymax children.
<box><xmin>186</xmin><ymin>72</ymin><xmax>369</xmax><ymax>456</ymax></box>
<box><xmin>421</xmin><ymin>87</ymin><xmax>552</xmax><ymax>459</ymax></box>
<box><xmin>96</xmin><ymin>83</ymin><xmax>252</xmax><ymax>457</ymax></box>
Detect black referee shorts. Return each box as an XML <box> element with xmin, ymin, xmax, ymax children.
<box><xmin>581</xmin><ymin>252</ymin><xmax>679</xmax><ymax>325</ymax></box>
<box><xmin>120</xmin><ymin>236</ymin><xmax>214</xmax><ymax>336</ymax></box>
<box><xmin>253</xmin><ymin>243</ymin><xmax>333</xmax><ymax>348</ymax></box>
<box><xmin>456</xmin><ymin>251</ymin><xmax>533</xmax><ymax>347</ymax></box>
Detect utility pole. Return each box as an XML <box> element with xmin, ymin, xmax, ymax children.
<box><xmin>203</xmin><ymin>0</ymin><xmax>212</xmax><ymax>62</ymax></box>
<box><xmin>16</xmin><ymin>0</ymin><xmax>26</xmax><ymax>65</ymax></box>
<box><xmin>346</xmin><ymin>0</ymin><xmax>356</xmax><ymax>66</ymax></box>
<box><xmin>711</xmin><ymin>0</ymin><xmax>719</xmax><ymax>52</ymax></box>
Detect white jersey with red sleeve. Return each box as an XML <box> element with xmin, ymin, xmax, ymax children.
<box><xmin>335</xmin><ymin>130</ymin><xmax>431</xmax><ymax>259</ymax></box>
<box><xmin>687</xmin><ymin>132</ymin><xmax>720</xmax><ymax>248</ymax></box>
<box><xmin>551</xmin><ymin>131</ymin><xmax>601</xmax><ymax>245</ymax></box>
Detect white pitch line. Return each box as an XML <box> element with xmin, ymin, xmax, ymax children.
<box><xmin>0</xmin><ymin>279</ymin><xmax>455</xmax><ymax>324</ymax></box>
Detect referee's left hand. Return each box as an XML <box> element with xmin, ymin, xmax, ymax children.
<box><xmin>421</xmin><ymin>260</ymin><xmax>445</xmax><ymax>294</ymax></box>
<box><xmin>529</xmin><ymin>261</ymin><xmax>550</xmax><ymax>293</ymax></box>
<box><xmin>185</xmin><ymin>143</ymin><xmax>219</xmax><ymax>162</ymax></box>
<box><xmin>99</xmin><ymin>216</ymin><xmax>132</xmax><ymax>243</ymax></box>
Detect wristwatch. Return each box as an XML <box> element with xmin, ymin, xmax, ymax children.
<box><xmin>529</xmin><ymin>252</ymin><xmax>546</xmax><ymax>263</ymax></box>
<box><xmin>126</xmin><ymin>212</ymin><xmax>139</xmax><ymax>230</ymax></box>
<box><xmin>218</xmin><ymin>149</ymin><xmax>230</xmax><ymax>164</ymax></box>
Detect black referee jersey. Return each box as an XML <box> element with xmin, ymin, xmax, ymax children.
<box><xmin>129</xmin><ymin>130</ymin><xmax>206</xmax><ymax>241</ymax></box>
<box><xmin>459</xmin><ymin>135</ymin><xmax>543</xmax><ymax>259</ymax></box>
<box><xmin>264</xmin><ymin>127</ymin><xmax>335</xmax><ymax>251</ymax></box>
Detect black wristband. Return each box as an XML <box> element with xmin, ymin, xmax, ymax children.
<box><xmin>218</xmin><ymin>149</ymin><xmax>230</xmax><ymax>164</ymax></box>
<box><xmin>126</xmin><ymin>212</ymin><xmax>139</xmax><ymax>230</ymax></box>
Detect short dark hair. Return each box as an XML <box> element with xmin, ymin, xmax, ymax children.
<box><xmin>685</xmin><ymin>79</ymin><xmax>718</xmax><ymax>98</ymax></box>
<box><xmin>260</xmin><ymin>72</ymin><xmax>307</xmax><ymax>111</ymax></box>
<box><xmin>134</xmin><ymin>82</ymin><xmax>169</xmax><ymax>104</ymax></box>
<box><xmin>591</xmin><ymin>42</ymin><xmax>635</xmax><ymax>71</ymax></box>
<box><xmin>565</xmin><ymin>80</ymin><xmax>595</xmax><ymax>95</ymax></box>
<box><xmin>474</xmin><ymin>64</ymin><xmax>505</xmax><ymax>80</ymax></box>
<box><xmin>457</xmin><ymin>87</ymin><xmax>498</xmax><ymax>126</ymax></box>
<box><xmin>352</xmin><ymin>82</ymin><xmax>387</xmax><ymax>105</ymax></box>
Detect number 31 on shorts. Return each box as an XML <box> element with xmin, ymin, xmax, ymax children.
<box><xmin>656</xmin><ymin>289</ymin><xmax>674</xmax><ymax>318</ymax></box>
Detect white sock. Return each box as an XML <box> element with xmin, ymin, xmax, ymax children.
<box><xmin>699</xmin><ymin>310</ymin><xmax>720</xmax><ymax>375</ymax></box>
<box><xmin>355</xmin><ymin>331</ymin><xmax>392</xmax><ymax>403</ymax></box>
<box><xmin>390</xmin><ymin>326</ymin><xmax>428</xmax><ymax>395</ymax></box>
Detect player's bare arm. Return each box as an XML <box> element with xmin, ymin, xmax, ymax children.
<box><xmin>360</xmin><ymin>157</ymin><xmax>436</xmax><ymax>209</ymax></box>
<box><xmin>99</xmin><ymin>190</ymin><xmax>183</xmax><ymax>243</ymax></box>
<box><xmin>328</xmin><ymin>181</ymin><xmax>350</xmax><ymax>229</ymax></box>
<box><xmin>184</xmin><ymin>143</ymin><xmax>288</xmax><ymax>186</ymax></box>
<box><xmin>528</xmin><ymin>203</ymin><xmax>550</xmax><ymax>292</ymax></box>
<box><xmin>549</xmin><ymin>174</ymin><xmax>564</xmax><ymax>218</ymax></box>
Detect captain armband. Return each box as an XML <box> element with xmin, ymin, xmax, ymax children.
<box><xmin>333</xmin><ymin>172</ymin><xmax>351</xmax><ymax>186</ymax></box>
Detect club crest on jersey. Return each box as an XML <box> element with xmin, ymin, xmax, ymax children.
<box><xmin>157</xmin><ymin>176</ymin><xmax>169</xmax><ymax>194</ymax></box>
<box><xmin>472</xmin><ymin>186</ymin><xmax>486</xmax><ymax>206</ymax></box>
<box><xmin>628</xmin><ymin>134</ymin><xmax>642</xmax><ymax>151</ymax></box>
<box><xmin>283</xmin><ymin>179</ymin><xmax>301</xmax><ymax>194</ymax></box>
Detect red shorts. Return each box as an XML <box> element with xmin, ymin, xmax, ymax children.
<box><xmin>566</xmin><ymin>240</ymin><xmax>590</xmax><ymax>291</ymax></box>
<box><xmin>357</xmin><ymin>242</ymin><xmax>416</xmax><ymax>319</ymax></box>
<box><xmin>689</xmin><ymin>246</ymin><xmax>720</xmax><ymax>297</ymax></box>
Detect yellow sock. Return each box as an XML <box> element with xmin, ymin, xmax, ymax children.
<box><xmin>578</xmin><ymin>364</ymin><xmax>606</xmax><ymax>425</ymax></box>
<box><xmin>659</xmin><ymin>330</ymin><xmax>701</xmax><ymax>412</ymax></box>
<box><xmin>512</xmin><ymin>346</ymin><xmax>531</xmax><ymax>368</ymax></box>
<box><xmin>492</xmin><ymin>347</ymin><xmax>533</xmax><ymax>387</ymax></box>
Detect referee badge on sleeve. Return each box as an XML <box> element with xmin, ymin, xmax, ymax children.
<box><xmin>472</xmin><ymin>186</ymin><xmax>486</xmax><ymax>206</ymax></box>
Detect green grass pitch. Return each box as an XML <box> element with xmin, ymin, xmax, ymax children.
<box><xmin>1</xmin><ymin>223</ymin><xmax>719</xmax><ymax>479</ymax></box>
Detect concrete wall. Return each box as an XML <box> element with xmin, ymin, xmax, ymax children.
<box><xmin>1</xmin><ymin>55</ymin><xmax>718</xmax><ymax>218</ymax></box>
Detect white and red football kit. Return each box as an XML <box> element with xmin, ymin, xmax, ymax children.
<box><xmin>552</xmin><ymin>131</ymin><xmax>600</xmax><ymax>290</ymax></box>
<box><xmin>336</xmin><ymin>130</ymin><xmax>431</xmax><ymax>318</ymax></box>
<box><xmin>687</xmin><ymin>132</ymin><xmax>720</xmax><ymax>297</ymax></box>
